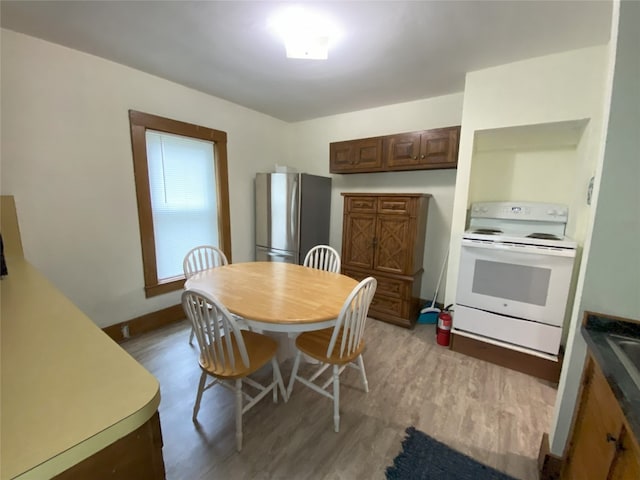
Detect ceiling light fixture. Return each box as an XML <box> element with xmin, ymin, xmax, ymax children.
<box><xmin>270</xmin><ymin>6</ymin><xmax>340</xmax><ymax>60</ymax></box>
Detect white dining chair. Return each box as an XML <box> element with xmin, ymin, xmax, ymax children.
<box><xmin>182</xmin><ymin>288</ymin><xmax>287</xmax><ymax>452</ymax></box>
<box><xmin>183</xmin><ymin>245</ymin><xmax>247</xmax><ymax>344</ymax></box>
<box><xmin>286</xmin><ymin>276</ymin><xmax>377</xmax><ymax>432</ymax></box>
<box><xmin>303</xmin><ymin>245</ymin><xmax>341</xmax><ymax>273</ymax></box>
<box><xmin>183</xmin><ymin>245</ymin><xmax>229</xmax><ymax>279</ymax></box>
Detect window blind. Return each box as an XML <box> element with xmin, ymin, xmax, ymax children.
<box><xmin>146</xmin><ymin>130</ymin><xmax>219</xmax><ymax>280</ymax></box>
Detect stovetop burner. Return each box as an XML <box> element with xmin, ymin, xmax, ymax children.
<box><xmin>471</xmin><ymin>228</ymin><xmax>503</xmax><ymax>235</ymax></box>
<box><xmin>526</xmin><ymin>233</ymin><xmax>562</xmax><ymax>240</ymax></box>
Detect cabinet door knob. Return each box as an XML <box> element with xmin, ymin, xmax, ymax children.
<box><xmin>412</xmin><ymin>156</ymin><xmax>417</xmax><ymax>160</ymax></box>
<box><xmin>421</xmin><ymin>154</ymin><xmax>425</xmax><ymax>159</ymax></box>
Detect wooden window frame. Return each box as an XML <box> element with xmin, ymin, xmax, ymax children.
<box><xmin>128</xmin><ymin>110</ymin><xmax>232</xmax><ymax>298</ymax></box>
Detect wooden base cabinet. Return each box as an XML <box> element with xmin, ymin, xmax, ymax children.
<box><xmin>562</xmin><ymin>355</ymin><xmax>640</xmax><ymax>480</ymax></box>
<box><xmin>54</xmin><ymin>412</ymin><xmax>166</xmax><ymax>480</ymax></box>
<box><xmin>341</xmin><ymin>193</ymin><xmax>430</xmax><ymax>328</ymax></box>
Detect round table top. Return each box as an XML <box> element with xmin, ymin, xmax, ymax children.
<box><xmin>185</xmin><ymin>261</ymin><xmax>358</xmax><ymax>327</ymax></box>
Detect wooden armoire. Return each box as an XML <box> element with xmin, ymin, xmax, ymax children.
<box><xmin>340</xmin><ymin>193</ymin><xmax>430</xmax><ymax>328</ymax></box>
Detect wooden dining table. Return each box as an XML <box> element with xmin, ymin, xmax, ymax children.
<box><xmin>184</xmin><ymin>261</ymin><xmax>358</xmax><ymax>334</ymax></box>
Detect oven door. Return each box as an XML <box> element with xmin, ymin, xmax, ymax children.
<box><xmin>456</xmin><ymin>239</ymin><xmax>575</xmax><ymax>326</ymax></box>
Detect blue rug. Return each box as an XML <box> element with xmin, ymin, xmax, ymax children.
<box><xmin>386</xmin><ymin>427</ymin><xmax>518</xmax><ymax>480</ymax></box>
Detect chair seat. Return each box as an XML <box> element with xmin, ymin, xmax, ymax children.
<box><xmin>295</xmin><ymin>328</ymin><xmax>364</xmax><ymax>365</ymax></box>
<box><xmin>199</xmin><ymin>330</ymin><xmax>278</xmax><ymax>379</ymax></box>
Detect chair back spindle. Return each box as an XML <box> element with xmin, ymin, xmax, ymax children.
<box><xmin>183</xmin><ymin>245</ymin><xmax>228</xmax><ymax>279</ymax></box>
<box><xmin>303</xmin><ymin>245</ymin><xmax>341</xmax><ymax>273</ymax></box>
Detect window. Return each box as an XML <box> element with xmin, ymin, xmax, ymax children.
<box><xmin>129</xmin><ymin>110</ymin><xmax>231</xmax><ymax>297</ymax></box>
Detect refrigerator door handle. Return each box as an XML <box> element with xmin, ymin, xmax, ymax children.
<box><xmin>289</xmin><ymin>179</ymin><xmax>299</xmax><ymax>245</ymax></box>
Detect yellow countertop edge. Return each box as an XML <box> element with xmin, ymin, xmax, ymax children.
<box><xmin>11</xmin><ymin>388</ymin><xmax>161</xmax><ymax>480</ymax></box>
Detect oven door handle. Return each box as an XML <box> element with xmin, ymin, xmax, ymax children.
<box><xmin>461</xmin><ymin>239</ymin><xmax>576</xmax><ymax>258</ymax></box>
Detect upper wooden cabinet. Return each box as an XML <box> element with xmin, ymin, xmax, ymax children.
<box><xmin>384</xmin><ymin>127</ymin><xmax>460</xmax><ymax>170</ymax></box>
<box><xmin>330</xmin><ymin>126</ymin><xmax>460</xmax><ymax>174</ymax></box>
<box><xmin>329</xmin><ymin>137</ymin><xmax>383</xmax><ymax>173</ymax></box>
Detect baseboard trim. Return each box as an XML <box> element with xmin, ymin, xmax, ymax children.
<box><xmin>103</xmin><ymin>304</ymin><xmax>185</xmax><ymax>342</ymax></box>
<box><xmin>450</xmin><ymin>333</ymin><xmax>563</xmax><ymax>383</ymax></box>
<box><xmin>538</xmin><ymin>433</ymin><xmax>563</xmax><ymax>480</ymax></box>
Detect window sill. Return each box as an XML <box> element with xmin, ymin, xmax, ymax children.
<box><xmin>144</xmin><ymin>278</ymin><xmax>184</xmax><ymax>298</ymax></box>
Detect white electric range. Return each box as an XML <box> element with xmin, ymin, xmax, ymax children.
<box><xmin>454</xmin><ymin>201</ymin><xmax>578</xmax><ymax>360</ymax></box>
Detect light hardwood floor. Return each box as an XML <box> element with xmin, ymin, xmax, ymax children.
<box><xmin>120</xmin><ymin>319</ymin><xmax>557</xmax><ymax>480</ymax></box>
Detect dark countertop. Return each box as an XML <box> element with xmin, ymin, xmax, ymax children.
<box><xmin>583</xmin><ymin>313</ymin><xmax>640</xmax><ymax>444</ymax></box>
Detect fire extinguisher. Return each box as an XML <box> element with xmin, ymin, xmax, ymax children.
<box><xmin>436</xmin><ymin>304</ymin><xmax>454</xmax><ymax>347</ymax></box>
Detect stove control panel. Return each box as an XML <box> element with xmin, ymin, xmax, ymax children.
<box><xmin>470</xmin><ymin>202</ymin><xmax>568</xmax><ymax>223</ymax></box>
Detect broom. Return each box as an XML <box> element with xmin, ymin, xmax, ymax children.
<box><xmin>421</xmin><ymin>247</ymin><xmax>449</xmax><ymax>315</ymax></box>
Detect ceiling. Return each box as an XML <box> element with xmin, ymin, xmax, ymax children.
<box><xmin>0</xmin><ymin>1</ymin><xmax>612</xmax><ymax>123</ymax></box>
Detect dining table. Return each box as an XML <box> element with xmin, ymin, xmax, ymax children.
<box><xmin>184</xmin><ymin>261</ymin><xmax>358</xmax><ymax>334</ymax></box>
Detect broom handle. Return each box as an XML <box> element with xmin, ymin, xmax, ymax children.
<box><xmin>431</xmin><ymin>247</ymin><xmax>449</xmax><ymax>308</ymax></box>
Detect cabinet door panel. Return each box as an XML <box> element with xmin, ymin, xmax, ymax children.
<box><xmin>376</xmin><ymin>276</ymin><xmax>410</xmax><ymax>299</ymax></box>
<box><xmin>329</xmin><ymin>141</ymin><xmax>354</xmax><ymax>172</ymax></box>
<box><xmin>370</xmin><ymin>294</ymin><xmax>407</xmax><ymax>318</ymax></box>
<box><xmin>610</xmin><ymin>429</ymin><xmax>640</xmax><ymax>480</ymax></box>
<box><xmin>375</xmin><ymin>216</ymin><xmax>411</xmax><ymax>274</ymax></box>
<box><xmin>378</xmin><ymin>196</ymin><xmax>412</xmax><ymax>215</ymax></box>
<box><xmin>342</xmin><ymin>214</ymin><xmax>376</xmax><ymax>269</ymax></box>
<box><xmin>330</xmin><ymin>138</ymin><xmax>382</xmax><ymax>173</ymax></box>
<box><xmin>341</xmin><ymin>269</ymin><xmax>410</xmax><ymax>300</ymax></box>
<box><xmin>564</xmin><ymin>363</ymin><xmax>625</xmax><ymax>480</ymax></box>
<box><xmin>384</xmin><ymin>133</ymin><xmax>422</xmax><ymax>168</ymax></box>
<box><xmin>353</xmin><ymin>138</ymin><xmax>383</xmax><ymax>170</ymax></box>
<box><xmin>346</xmin><ymin>196</ymin><xmax>377</xmax><ymax>213</ymax></box>
<box><xmin>419</xmin><ymin>127</ymin><xmax>460</xmax><ymax>168</ymax></box>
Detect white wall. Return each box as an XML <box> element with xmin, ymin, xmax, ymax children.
<box><xmin>469</xmin><ymin>149</ymin><xmax>580</xmax><ymax>205</ymax></box>
<box><xmin>0</xmin><ymin>30</ymin><xmax>287</xmax><ymax>327</ymax></box>
<box><xmin>1</xmin><ymin>26</ymin><xmax>618</xmax><ymax>358</ymax></box>
<box><xmin>445</xmin><ymin>45</ymin><xmax>610</xmax><ymax>310</ymax></box>
<box><xmin>442</xmin><ymin>44</ymin><xmax>617</xmax><ymax>459</ymax></box>
<box><xmin>0</xmin><ymin>29</ymin><xmax>463</xmax><ymax>327</ymax></box>
<box><xmin>579</xmin><ymin>1</ymin><xmax>639</xmax><ymax>323</ymax></box>
<box><xmin>550</xmin><ymin>0</ymin><xmax>640</xmax><ymax>455</ymax></box>
<box><xmin>286</xmin><ymin>93</ymin><xmax>464</xmax><ymax>305</ymax></box>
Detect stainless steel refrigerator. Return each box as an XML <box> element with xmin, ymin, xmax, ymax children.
<box><xmin>255</xmin><ymin>173</ymin><xmax>331</xmax><ymax>264</ymax></box>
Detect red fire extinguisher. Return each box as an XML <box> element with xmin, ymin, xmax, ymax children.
<box><xmin>436</xmin><ymin>305</ymin><xmax>453</xmax><ymax>347</ymax></box>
